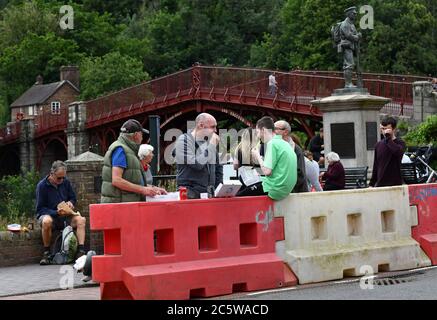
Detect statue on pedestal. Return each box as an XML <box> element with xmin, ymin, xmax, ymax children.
<box><xmin>332</xmin><ymin>6</ymin><xmax>364</xmax><ymax>90</ymax></box>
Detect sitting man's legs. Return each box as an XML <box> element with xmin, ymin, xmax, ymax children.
<box><xmin>71</xmin><ymin>215</ymin><xmax>87</xmax><ymax>257</ymax></box>
<box><xmin>39</xmin><ymin>215</ymin><xmax>87</xmax><ymax>265</ymax></box>
<box><xmin>39</xmin><ymin>215</ymin><xmax>54</xmax><ymax>265</ymax></box>
<box><xmin>237</xmin><ymin>182</ymin><xmax>267</xmax><ymax>197</ymax></box>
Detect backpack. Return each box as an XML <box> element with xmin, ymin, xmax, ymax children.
<box><xmin>331</xmin><ymin>22</ymin><xmax>342</xmax><ymax>47</ymax></box>
<box><xmin>51</xmin><ymin>226</ymin><xmax>78</xmax><ymax>265</ymax></box>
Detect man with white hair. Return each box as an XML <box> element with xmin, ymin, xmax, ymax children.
<box><xmin>274</xmin><ymin>120</ymin><xmax>308</xmax><ymax>193</ymax></box>
<box><xmin>175</xmin><ymin>113</ymin><xmax>223</xmax><ymax>199</ymax></box>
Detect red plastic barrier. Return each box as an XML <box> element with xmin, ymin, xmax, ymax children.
<box><xmin>90</xmin><ymin>196</ymin><xmax>296</xmax><ymax>300</ymax></box>
<box><xmin>409</xmin><ymin>184</ymin><xmax>437</xmax><ymax>265</ymax></box>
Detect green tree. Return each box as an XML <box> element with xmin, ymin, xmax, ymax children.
<box><xmin>0</xmin><ymin>171</ymin><xmax>39</xmax><ymax>226</ymax></box>
<box><xmin>249</xmin><ymin>0</ymin><xmax>357</xmax><ymax>70</ymax></box>
<box><xmin>79</xmin><ymin>51</ymin><xmax>150</xmax><ymax>100</ymax></box>
<box><xmin>0</xmin><ymin>33</ymin><xmax>82</xmax><ymax>107</ymax></box>
<box><xmin>60</xmin><ymin>5</ymin><xmax>125</xmax><ymax>57</ymax></box>
<box><xmin>0</xmin><ymin>0</ymin><xmax>58</xmax><ymax>47</ymax></box>
<box><xmin>249</xmin><ymin>0</ymin><xmax>437</xmax><ymax>75</ymax></box>
<box><xmin>405</xmin><ymin>115</ymin><xmax>437</xmax><ymax>146</ymax></box>
<box><xmin>80</xmin><ymin>0</ymin><xmax>145</xmax><ymax>23</ymax></box>
<box><xmin>362</xmin><ymin>0</ymin><xmax>437</xmax><ymax>75</ymax></box>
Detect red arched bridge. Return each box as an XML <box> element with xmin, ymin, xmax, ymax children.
<box><xmin>0</xmin><ymin>65</ymin><xmax>426</xmax><ymax>174</ymax></box>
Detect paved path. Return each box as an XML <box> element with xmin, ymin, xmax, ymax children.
<box><xmin>2</xmin><ymin>265</ymin><xmax>437</xmax><ymax>300</ymax></box>
<box><xmin>233</xmin><ymin>266</ymin><xmax>437</xmax><ymax>300</ymax></box>
<box><xmin>0</xmin><ymin>264</ymin><xmax>97</xmax><ymax>298</ymax></box>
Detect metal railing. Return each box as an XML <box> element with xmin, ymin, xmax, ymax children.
<box><xmin>0</xmin><ymin>65</ymin><xmax>421</xmax><ymax>144</ymax></box>
<box><xmin>34</xmin><ymin>111</ymin><xmax>68</xmax><ymax>138</ymax></box>
<box><xmin>0</xmin><ymin>122</ymin><xmax>20</xmax><ymax>144</ymax></box>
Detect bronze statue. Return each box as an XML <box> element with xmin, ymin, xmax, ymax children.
<box><xmin>333</xmin><ymin>6</ymin><xmax>363</xmax><ymax>89</ymax></box>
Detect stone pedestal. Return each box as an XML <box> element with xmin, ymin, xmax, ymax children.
<box><xmin>413</xmin><ymin>81</ymin><xmax>437</xmax><ymax>123</ymax></box>
<box><xmin>311</xmin><ymin>91</ymin><xmax>391</xmax><ymax>168</ymax></box>
<box><xmin>19</xmin><ymin>118</ymin><xmax>36</xmax><ymax>173</ymax></box>
<box><xmin>66</xmin><ymin>151</ymin><xmax>104</xmax><ymax>254</ymax></box>
<box><xmin>66</xmin><ymin>101</ymin><xmax>89</xmax><ymax>159</ymax></box>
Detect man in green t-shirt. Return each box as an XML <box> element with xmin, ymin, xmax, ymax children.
<box><xmin>237</xmin><ymin>116</ymin><xmax>297</xmax><ymax>200</ymax></box>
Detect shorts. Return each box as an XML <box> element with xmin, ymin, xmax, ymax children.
<box><xmin>38</xmin><ymin>215</ymin><xmax>72</xmax><ymax>231</ymax></box>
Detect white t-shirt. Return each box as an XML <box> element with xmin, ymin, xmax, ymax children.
<box><xmin>269</xmin><ymin>75</ymin><xmax>277</xmax><ymax>87</ymax></box>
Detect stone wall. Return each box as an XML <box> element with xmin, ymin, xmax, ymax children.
<box><xmin>0</xmin><ymin>229</ymin><xmax>43</xmax><ymax>267</ymax></box>
<box><xmin>413</xmin><ymin>81</ymin><xmax>437</xmax><ymax>124</ymax></box>
<box><xmin>66</xmin><ymin>152</ymin><xmax>104</xmax><ymax>254</ymax></box>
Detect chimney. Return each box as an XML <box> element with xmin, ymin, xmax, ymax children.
<box><xmin>35</xmin><ymin>75</ymin><xmax>43</xmax><ymax>85</ymax></box>
<box><xmin>60</xmin><ymin>65</ymin><xmax>80</xmax><ymax>90</ymax></box>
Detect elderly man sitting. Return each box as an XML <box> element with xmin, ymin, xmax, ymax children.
<box><xmin>36</xmin><ymin>160</ymin><xmax>86</xmax><ymax>265</ymax></box>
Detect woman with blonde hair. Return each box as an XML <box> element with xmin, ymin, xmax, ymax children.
<box><xmin>233</xmin><ymin>127</ymin><xmax>259</xmax><ymax>170</ymax></box>
<box><xmin>233</xmin><ymin>127</ymin><xmax>262</xmax><ymax>194</ymax></box>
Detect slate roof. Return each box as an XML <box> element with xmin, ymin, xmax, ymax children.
<box><xmin>10</xmin><ymin>80</ymin><xmax>79</xmax><ymax>108</ymax></box>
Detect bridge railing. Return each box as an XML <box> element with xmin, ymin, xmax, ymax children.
<box><xmin>34</xmin><ymin>111</ymin><xmax>68</xmax><ymax>137</ymax></box>
<box><xmin>0</xmin><ymin>121</ymin><xmax>21</xmax><ymax>144</ymax></box>
<box><xmin>197</xmin><ymin>66</ymin><xmax>413</xmax><ymax>116</ymax></box>
<box><xmin>86</xmin><ymin>69</ymin><xmax>193</xmax><ymax>126</ymax></box>
<box><xmin>83</xmin><ymin>65</ymin><xmax>418</xmax><ymax>128</ymax></box>
<box><xmin>294</xmin><ymin>70</ymin><xmax>429</xmax><ymax>84</ymax></box>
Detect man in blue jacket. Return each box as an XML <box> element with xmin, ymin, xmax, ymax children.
<box><xmin>36</xmin><ymin>161</ymin><xmax>86</xmax><ymax>265</ymax></box>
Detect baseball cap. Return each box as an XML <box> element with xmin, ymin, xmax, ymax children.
<box><xmin>120</xmin><ymin>119</ymin><xmax>149</xmax><ymax>135</ymax></box>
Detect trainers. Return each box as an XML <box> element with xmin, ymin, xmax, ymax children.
<box><xmin>76</xmin><ymin>249</ymin><xmax>86</xmax><ymax>260</ymax></box>
<box><xmin>39</xmin><ymin>251</ymin><xmax>51</xmax><ymax>266</ymax></box>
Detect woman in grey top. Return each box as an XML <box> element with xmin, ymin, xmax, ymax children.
<box><xmin>304</xmin><ymin>151</ymin><xmax>323</xmax><ymax>192</ymax></box>
<box><xmin>138</xmin><ymin>144</ymin><xmax>155</xmax><ymax>186</ymax></box>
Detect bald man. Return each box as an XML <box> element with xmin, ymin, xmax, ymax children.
<box><xmin>175</xmin><ymin>113</ymin><xmax>223</xmax><ymax>199</ymax></box>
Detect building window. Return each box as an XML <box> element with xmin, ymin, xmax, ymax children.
<box><xmin>51</xmin><ymin>101</ymin><xmax>61</xmax><ymax>114</ymax></box>
<box><xmin>28</xmin><ymin>106</ymin><xmax>33</xmax><ymax>116</ymax></box>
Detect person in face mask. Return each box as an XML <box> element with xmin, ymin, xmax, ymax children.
<box><xmin>101</xmin><ymin>119</ymin><xmax>166</xmax><ymax>203</ymax></box>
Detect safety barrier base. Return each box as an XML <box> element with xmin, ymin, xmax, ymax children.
<box><xmin>282</xmin><ymin>239</ymin><xmax>431</xmax><ymax>284</ymax></box>
<box><xmin>418</xmin><ymin>234</ymin><xmax>437</xmax><ymax>265</ymax></box>
<box><xmin>120</xmin><ymin>253</ymin><xmax>295</xmax><ymax>300</ymax></box>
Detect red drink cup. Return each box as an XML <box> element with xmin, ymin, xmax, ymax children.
<box><xmin>179</xmin><ymin>187</ymin><xmax>187</xmax><ymax>200</ymax></box>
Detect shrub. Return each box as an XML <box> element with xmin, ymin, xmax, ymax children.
<box><xmin>0</xmin><ymin>171</ymin><xmax>39</xmax><ymax>230</ymax></box>
<box><xmin>404</xmin><ymin>115</ymin><xmax>437</xmax><ymax>147</ymax></box>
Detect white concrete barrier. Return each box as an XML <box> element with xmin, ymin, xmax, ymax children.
<box><xmin>275</xmin><ymin>185</ymin><xmax>431</xmax><ymax>284</ymax></box>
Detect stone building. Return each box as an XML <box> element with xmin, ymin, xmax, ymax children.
<box><xmin>9</xmin><ymin>66</ymin><xmax>80</xmax><ymax>121</ymax></box>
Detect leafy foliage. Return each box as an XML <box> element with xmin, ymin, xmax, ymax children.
<box><xmin>404</xmin><ymin>115</ymin><xmax>437</xmax><ymax>146</ymax></box>
<box><xmin>79</xmin><ymin>51</ymin><xmax>150</xmax><ymax>100</ymax></box>
<box><xmin>0</xmin><ymin>172</ymin><xmax>40</xmax><ymax>228</ymax></box>
<box><xmin>0</xmin><ymin>0</ymin><xmax>436</xmax><ymax>127</ymax></box>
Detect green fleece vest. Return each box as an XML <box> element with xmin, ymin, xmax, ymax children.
<box><xmin>101</xmin><ymin>134</ymin><xmax>145</xmax><ymax>203</ymax></box>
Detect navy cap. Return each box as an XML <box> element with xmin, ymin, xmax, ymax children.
<box><xmin>120</xmin><ymin>119</ymin><xmax>149</xmax><ymax>135</ymax></box>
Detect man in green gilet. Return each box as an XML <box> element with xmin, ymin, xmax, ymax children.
<box><xmin>101</xmin><ymin>119</ymin><xmax>166</xmax><ymax>203</ymax></box>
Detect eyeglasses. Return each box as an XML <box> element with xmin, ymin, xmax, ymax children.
<box><xmin>275</xmin><ymin>127</ymin><xmax>286</xmax><ymax>131</ymax></box>
<box><xmin>52</xmin><ymin>173</ymin><xmax>65</xmax><ymax>182</ymax></box>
